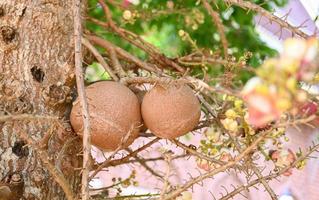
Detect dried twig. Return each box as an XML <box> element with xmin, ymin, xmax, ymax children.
<box><xmin>90</xmin><ymin>2</ymin><xmax>185</xmax><ymax>72</ymax></box>
<box><xmin>101</xmin><ymin>154</ymin><xmax>186</xmax><ymax>168</ymax></box>
<box><xmin>163</xmin><ymin>130</ymin><xmax>271</xmax><ymax>200</ymax></box>
<box><xmin>105</xmin><ymin>44</ymin><xmax>126</xmax><ymax>78</ymax></box>
<box><xmin>224</xmin><ymin>0</ymin><xmax>309</xmax><ymax>38</ymax></box>
<box><xmin>89</xmin><ymin>128</ymin><xmax>134</xmax><ymax>181</ymax></box>
<box><xmin>87</xmin><ymin>35</ymin><xmax>159</xmax><ymax>73</ymax></box>
<box><xmin>90</xmin><ymin>137</ymin><xmax>160</xmax><ymax>180</ymax></box>
<box><xmin>74</xmin><ymin>1</ymin><xmax>91</xmax><ymax>199</ymax></box>
<box><xmin>202</xmin><ymin>0</ymin><xmax>228</xmax><ymax>58</ymax></box>
<box><xmin>82</xmin><ymin>38</ymin><xmax>119</xmax><ymax>81</ymax></box>
<box><xmin>121</xmin><ymin>77</ymin><xmax>180</xmax><ymax>85</ymax></box>
<box><xmin>249</xmin><ymin>164</ymin><xmax>278</xmax><ymax>200</ymax></box>
<box><xmin>220</xmin><ymin>143</ymin><xmax>319</xmax><ymax>200</ymax></box>
<box><xmin>178</xmin><ymin>54</ymin><xmax>255</xmax><ymax>72</ymax></box>
<box><xmin>172</xmin><ymin>139</ymin><xmax>224</xmax><ymax>165</ymax></box>
<box><xmin>160</xmin><ymin>152</ymin><xmax>173</xmax><ymax>200</ymax></box>
<box><xmin>126</xmin><ymin>148</ymin><xmax>164</xmax><ymax>180</ymax></box>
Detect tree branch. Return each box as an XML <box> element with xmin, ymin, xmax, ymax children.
<box><xmin>74</xmin><ymin>1</ymin><xmax>91</xmax><ymax>199</ymax></box>
<box><xmin>86</xmin><ymin>35</ymin><xmax>160</xmax><ymax>73</ymax></box>
<box><xmin>91</xmin><ymin>138</ymin><xmax>160</xmax><ymax>179</ymax></box>
<box><xmin>220</xmin><ymin>143</ymin><xmax>319</xmax><ymax>200</ymax></box>
<box><xmin>82</xmin><ymin>38</ymin><xmax>119</xmax><ymax>81</ymax></box>
<box><xmin>202</xmin><ymin>0</ymin><xmax>228</xmax><ymax>58</ymax></box>
<box><xmin>90</xmin><ymin>2</ymin><xmax>185</xmax><ymax>72</ymax></box>
<box><xmin>162</xmin><ymin>130</ymin><xmax>271</xmax><ymax>200</ymax></box>
<box><xmin>224</xmin><ymin>0</ymin><xmax>309</xmax><ymax>38</ymax></box>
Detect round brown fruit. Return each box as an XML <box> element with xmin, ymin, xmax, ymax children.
<box><xmin>141</xmin><ymin>83</ymin><xmax>201</xmax><ymax>139</ymax></box>
<box><xmin>70</xmin><ymin>81</ymin><xmax>142</xmax><ymax>151</ymax></box>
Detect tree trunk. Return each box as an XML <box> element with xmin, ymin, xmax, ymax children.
<box><xmin>0</xmin><ymin>0</ymin><xmax>81</xmax><ymax>199</ymax></box>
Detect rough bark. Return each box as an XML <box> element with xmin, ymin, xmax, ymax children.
<box><xmin>0</xmin><ymin>0</ymin><xmax>81</xmax><ymax>199</ymax></box>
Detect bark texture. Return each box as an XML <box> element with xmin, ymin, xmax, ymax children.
<box><xmin>0</xmin><ymin>0</ymin><xmax>81</xmax><ymax>199</ymax></box>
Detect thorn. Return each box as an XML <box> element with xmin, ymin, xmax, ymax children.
<box><xmin>280</xmin><ymin>9</ymin><xmax>291</xmax><ymax>21</ymax></box>
<box><xmin>221</xmin><ymin>185</ymin><xmax>229</xmax><ymax>194</ymax></box>
<box><xmin>257</xmin><ymin>15</ymin><xmax>263</xmax><ymax>25</ymax></box>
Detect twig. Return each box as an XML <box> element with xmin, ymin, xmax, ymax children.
<box><xmin>95</xmin><ymin>193</ymin><xmax>160</xmax><ymax>200</ymax></box>
<box><xmin>82</xmin><ymin>38</ymin><xmax>119</xmax><ymax>81</ymax></box>
<box><xmin>220</xmin><ymin>143</ymin><xmax>319</xmax><ymax>200</ymax></box>
<box><xmin>250</xmin><ymin>164</ymin><xmax>278</xmax><ymax>200</ymax></box>
<box><xmin>197</xmin><ymin>95</ymin><xmax>218</xmax><ymax>118</ymax></box>
<box><xmin>160</xmin><ymin>152</ymin><xmax>173</xmax><ymax>200</ymax></box>
<box><xmin>95</xmin><ymin>154</ymin><xmax>186</xmax><ymax>168</ymax></box>
<box><xmin>74</xmin><ymin>1</ymin><xmax>91</xmax><ymax>199</ymax></box>
<box><xmin>106</xmin><ymin>44</ymin><xmax>126</xmax><ymax>78</ymax></box>
<box><xmin>126</xmin><ymin>148</ymin><xmax>164</xmax><ymax>180</ymax></box>
<box><xmin>224</xmin><ymin>0</ymin><xmax>309</xmax><ymax>38</ymax></box>
<box><xmin>162</xmin><ymin>130</ymin><xmax>270</xmax><ymax>200</ymax></box>
<box><xmin>91</xmin><ymin>2</ymin><xmax>185</xmax><ymax>72</ymax></box>
<box><xmin>120</xmin><ymin>77</ymin><xmax>182</xmax><ymax>85</ymax></box>
<box><xmin>93</xmin><ymin>138</ymin><xmax>160</xmax><ymax>169</ymax></box>
<box><xmin>178</xmin><ymin>54</ymin><xmax>255</xmax><ymax>72</ymax></box>
<box><xmin>202</xmin><ymin>0</ymin><xmax>228</xmax><ymax>58</ymax></box>
<box><xmin>90</xmin><ymin>137</ymin><xmax>160</xmax><ymax>180</ymax></box>
<box><xmin>119</xmin><ymin>76</ymin><xmax>237</xmax><ymax>96</ymax></box>
<box><xmin>86</xmin><ymin>35</ymin><xmax>159</xmax><ymax>73</ymax></box>
<box><xmin>186</xmin><ymin>76</ymin><xmax>239</xmax><ymax>96</ymax></box>
<box><xmin>89</xmin><ymin>128</ymin><xmax>134</xmax><ymax>181</ymax></box>
<box><xmin>172</xmin><ymin>139</ymin><xmax>224</xmax><ymax>165</ymax></box>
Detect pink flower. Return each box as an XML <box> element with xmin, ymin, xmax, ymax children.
<box><xmin>242</xmin><ymin>77</ymin><xmax>282</xmax><ymax>128</ymax></box>
<box><xmin>282</xmin><ymin>38</ymin><xmax>318</xmax><ymax>81</ymax></box>
<box><xmin>244</xmin><ymin>91</ymin><xmax>280</xmax><ymax>128</ymax></box>
<box><xmin>282</xmin><ymin>38</ymin><xmax>318</xmax><ymax>65</ymax></box>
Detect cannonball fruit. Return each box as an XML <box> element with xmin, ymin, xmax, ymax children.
<box><xmin>70</xmin><ymin>81</ymin><xmax>142</xmax><ymax>151</ymax></box>
<box><xmin>141</xmin><ymin>83</ymin><xmax>201</xmax><ymax>139</ymax></box>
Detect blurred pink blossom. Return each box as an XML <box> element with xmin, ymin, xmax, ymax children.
<box><xmin>242</xmin><ymin>77</ymin><xmax>281</xmax><ymax>128</ymax></box>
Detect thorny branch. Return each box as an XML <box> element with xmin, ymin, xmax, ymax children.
<box><xmin>126</xmin><ymin>148</ymin><xmax>164</xmax><ymax>180</ymax></box>
<box><xmin>226</xmin><ymin>129</ymin><xmax>278</xmax><ymax>200</ymax></box>
<box><xmin>96</xmin><ymin>1</ymin><xmax>185</xmax><ymax>73</ymax></box>
<box><xmin>74</xmin><ymin>0</ymin><xmax>91</xmax><ymax>199</ymax></box>
<box><xmin>90</xmin><ymin>138</ymin><xmax>160</xmax><ymax>179</ymax></box>
<box><xmin>89</xmin><ymin>127</ymin><xmax>136</xmax><ymax>181</ymax></box>
<box><xmin>82</xmin><ymin>38</ymin><xmax>119</xmax><ymax>81</ymax></box>
<box><xmin>224</xmin><ymin>0</ymin><xmax>309</xmax><ymax>38</ymax></box>
<box><xmin>220</xmin><ymin>143</ymin><xmax>319</xmax><ymax>200</ymax></box>
<box><xmin>96</xmin><ymin>154</ymin><xmax>186</xmax><ymax>168</ymax></box>
<box><xmin>87</xmin><ymin>34</ymin><xmax>160</xmax><ymax>73</ymax></box>
<box><xmin>249</xmin><ymin>162</ymin><xmax>278</xmax><ymax>200</ymax></box>
<box><xmin>162</xmin><ymin>129</ymin><xmax>273</xmax><ymax>200</ymax></box>
<box><xmin>202</xmin><ymin>0</ymin><xmax>228</xmax><ymax>58</ymax></box>
<box><xmin>160</xmin><ymin>152</ymin><xmax>173</xmax><ymax>200</ymax></box>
